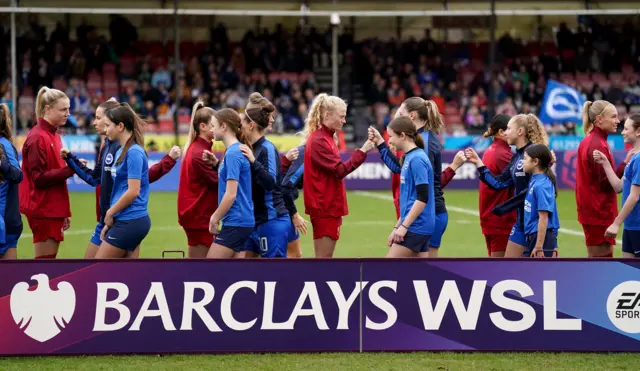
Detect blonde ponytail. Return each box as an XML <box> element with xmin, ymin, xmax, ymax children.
<box><xmin>184</xmin><ymin>101</ymin><xmax>205</xmax><ymax>155</ymax></box>
<box><xmin>35</xmin><ymin>86</ymin><xmax>67</xmax><ymax>118</ymax></box>
<box><xmin>583</xmin><ymin>100</ymin><xmax>611</xmax><ymax>135</ymax></box>
<box><xmin>425</xmin><ymin>100</ymin><xmax>444</xmax><ymax>134</ymax></box>
<box><xmin>512</xmin><ymin>114</ymin><xmax>549</xmax><ymax>146</ymax></box>
<box><xmin>299</xmin><ymin>93</ymin><xmax>347</xmax><ymax>140</ymax></box>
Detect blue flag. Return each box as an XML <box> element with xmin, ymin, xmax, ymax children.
<box><xmin>538</xmin><ymin>79</ymin><xmax>586</xmax><ymax>125</ymax></box>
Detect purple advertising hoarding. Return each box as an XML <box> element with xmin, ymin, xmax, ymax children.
<box><xmin>1</xmin><ymin>259</ymin><xmax>639</xmax><ymax>355</ymax></box>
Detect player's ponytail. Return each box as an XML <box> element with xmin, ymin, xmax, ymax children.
<box><xmin>35</xmin><ymin>86</ymin><xmax>67</xmax><ymax>119</ymax></box>
<box><xmin>525</xmin><ymin>144</ymin><xmax>557</xmax><ymax>198</ymax></box>
<box><xmin>185</xmin><ymin>101</ymin><xmax>215</xmax><ymax>154</ymax></box>
<box><xmin>583</xmin><ymin>100</ymin><xmax>612</xmax><ymax>135</ymax></box>
<box><xmin>402</xmin><ymin>97</ymin><xmax>444</xmax><ymax>134</ymax></box>
<box><xmin>0</xmin><ymin>103</ymin><xmax>13</xmax><ymax>143</ymax></box>
<box><xmin>483</xmin><ymin>114</ymin><xmax>510</xmax><ymax>138</ymax></box>
<box><xmin>107</xmin><ymin>103</ymin><xmax>148</xmax><ymax>166</ymax></box>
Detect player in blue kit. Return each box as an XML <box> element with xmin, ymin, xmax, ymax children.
<box><xmin>95</xmin><ymin>103</ymin><xmax>151</xmax><ymax>258</ymax></box>
<box><xmin>281</xmin><ymin>145</ymin><xmax>308</xmax><ymax>258</ymax></box>
<box><xmin>206</xmin><ymin>108</ymin><xmax>255</xmax><ymax>258</ymax></box>
<box><xmin>380</xmin><ymin>116</ymin><xmax>435</xmax><ymax>257</ymax></box>
<box><xmin>239</xmin><ymin>93</ymin><xmax>293</xmax><ymax>258</ymax></box>
<box><xmin>0</xmin><ymin>104</ymin><xmax>24</xmax><ymax>260</ymax></box>
<box><xmin>593</xmin><ymin>114</ymin><xmax>640</xmax><ymax>257</ymax></box>
<box><xmin>522</xmin><ymin>144</ymin><xmax>560</xmax><ymax>258</ymax></box>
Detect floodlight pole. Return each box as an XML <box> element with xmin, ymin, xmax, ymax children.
<box><xmin>488</xmin><ymin>0</ymin><xmax>496</xmax><ymax>117</ymax></box>
<box><xmin>331</xmin><ymin>0</ymin><xmax>339</xmax><ymax>96</ymax></box>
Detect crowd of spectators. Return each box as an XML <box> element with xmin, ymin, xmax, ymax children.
<box><xmin>1</xmin><ymin>15</ymin><xmax>640</xmax><ymax>138</ymax></box>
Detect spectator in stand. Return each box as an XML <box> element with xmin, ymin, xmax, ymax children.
<box><xmin>497</xmin><ymin>97</ymin><xmax>518</xmax><ymax>117</ymax></box>
<box><xmin>151</xmin><ymin>65</ymin><xmax>171</xmax><ymax>89</ymax></box>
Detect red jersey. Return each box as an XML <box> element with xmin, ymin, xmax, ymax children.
<box><xmin>304</xmin><ymin>126</ymin><xmax>366</xmax><ymax>217</ymax></box>
<box><xmin>178</xmin><ymin>136</ymin><xmax>218</xmax><ymax>230</ymax></box>
<box><xmin>19</xmin><ymin>118</ymin><xmax>75</xmax><ymax>218</ymax></box>
<box><xmin>576</xmin><ymin>126</ymin><xmax>618</xmax><ymax>226</ymax></box>
<box><xmin>479</xmin><ymin>139</ymin><xmax>516</xmax><ymax>235</ymax></box>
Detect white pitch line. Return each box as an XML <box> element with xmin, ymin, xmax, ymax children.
<box><xmin>353</xmin><ymin>191</ymin><xmax>623</xmax><ymax>244</ymax></box>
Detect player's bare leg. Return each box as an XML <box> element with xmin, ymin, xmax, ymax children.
<box><xmin>207</xmin><ymin>243</ymin><xmax>237</xmax><ymax>258</ymax></box>
<box><xmin>84</xmin><ymin>243</ymin><xmax>100</xmax><ymax>258</ymax></box>
<box><xmin>127</xmin><ymin>246</ymin><xmax>141</xmax><ymax>258</ymax></box>
<box><xmin>34</xmin><ymin>239</ymin><xmax>60</xmax><ymax>258</ymax></box>
<box><xmin>428</xmin><ymin>247</ymin><xmax>439</xmax><ymax>257</ymax></box>
<box><xmin>189</xmin><ymin>244</ymin><xmax>209</xmax><ymax>258</ymax></box>
<box><xmin>587</xmin><ymin>244</ymin><xmax>613</xmax><ymax>258</ymax></box>
<box><xmin>386</xmin><ymin>244</ymin><xmax>418</xmax><ymax>258</ymax></box>
<box><xmin>0</xmin><ymin>249</ymin><xmax>17</xmax><ymax>259</ymax></box>
<box><xmin>314</xmin><ymin>237</ymin><xmax>336</xmax><ymax>258</ymax></box>
<box><xmin>491</xmin><ymin>250</ymin><xmax>506</xmax><ymax>258</ymax></box>
<box><xmin>287</xmin><ymin>240</ymin><xmax>302</xmax><ymax>258</ymax></box>
<box><xmin>504</xmin><ymin>241</ymin><xmax>526</xmax><ymax>257</ymax></box>
<box><xmin>95</xmin><ymin>242</ymin><xmax>127</xmax><ymax>259</ymax></box>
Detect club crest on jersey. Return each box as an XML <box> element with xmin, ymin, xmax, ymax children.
<box><xmin>105</xmin><ymin>153</ymin><xmax>114</xmax><ymax>165</ymax></box>
<box><xmin>516</xmin><ymin>159</ymin><xmax>524</xmax><ymax>171</ymax></box>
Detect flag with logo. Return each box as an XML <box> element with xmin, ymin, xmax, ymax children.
<box><xmin>539</xmin><ymin>79</ymin><xmax>586</xmax><ymax>126</ymax></box>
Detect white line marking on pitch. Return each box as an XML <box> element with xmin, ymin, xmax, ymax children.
<box><xmin>353</xmin><ymin>191</ymin><xmax>623</xmax><ymax>244</ymax></box>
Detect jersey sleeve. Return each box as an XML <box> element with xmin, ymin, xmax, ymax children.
<box><xmin>586</xmin><ymin>140</ymin><xmax>615</xmax><ymax>192</ymax></box>
<box><xmin>226</xmin><ymin>150</ymin><xmax>243</xmax><ymax>181</ymax></box>
<box><xmin>632</xmin><ymin>159</ymin><xmax>640</xmax><ymax>186</ymax></box>
<box><xmin>377</xmin><ymin>142</ymin><xmax>402</xmax><ymax>174</ymax></box>
<box><xmin>535</xmin><ymin>182</ymin><xmax>555</xmax><ymax>213</ymax></box>
<box><xmin>478</xmin><ymin>155</ymin><xmax>515</xmax><ymax>190</ymax></box>
<box><xmin>410</xmin><ymin>157</ymin><xmax>430</xmax><ymax>186</ymax></box>
<box><xmin>0</xmin><ymin>143</ymin><xmax>23</xmax><ymax>183</ymax></box>
<box><xmin>191</xmin><ymin>153</ymin><xmax>219</xmax><ymax>187</ymax></box>
<box><xmin>66</xmin><ymin>152</ymin><xmax>100</xmax><ymax>187</ymax></box>
<box><xmin>311</xmin><ymin>136</ymin><xmax>366</xmax><ymax>178</ymax></box>
<box><xmin>440</xmin><ymin>167</ymin><xmax>455</xmax><ymax>188</ymax></box>
<box><xmin>126</xmin><ymin>148</ymin><xmax>145</xmax><ymax>180</ymax></box>
<box><xmin>149</xmin><ymin>154</ymin><xmax>177</xmax><ymax>183</ymax></box>
<box><xmin>250</xmin><ymin>145</ymin><xmax>277</xmax><ymax>191</ymax></box>
<box><xmin>28</xmin><ymin>137</ymin><xmax>75</xmax><ymax>188</ymax></box>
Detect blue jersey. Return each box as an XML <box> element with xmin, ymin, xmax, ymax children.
<box><xmin>218</xmin><ymin>142</ymin><xmax>254</xmax><ymax>228</ymax></box>
<box><xmin>379</xmin><ymin>129</ymin><xmax>446</xmax><ymax>214</ymax></box>
<box><xmin>110</xmin><ymin>144</ymin><xmax>149</xmax><ymax>220</ymax></box>
<box><xmin>67</xmin><ymin>138</ymin><xmax>119</xmax><ymax>222</ymax></box>
<box><xmin>524</xmin><ymin>173</ymin><xmax>560</xmax><ymax>235</ymax></box>
<box><xmin>479</xmin><ymin>142</ymin><xmax>531</xmax><ymax>228</ymax></box>
<box><xmin>0</xmin><ymin>137</ymin><xmax>23</xmax><ymax>238</ymax></box>
<box><xmin>282</xmin><ymin>145</ymin><xmax>305</xmax><ymax>216</ymax></box>
<box><xmin>622</xmin><ymin>153</ymin><xmax>640</xmax><ymax>230</ymax></box>
<box><xmin>400</xmin><ymin>148</ymin><xmax>435</xmax><ymax>235</ymax></box>
<box><xmin>249</xmin><ymin>137</ymin><xmax>288</xmax><ymax>225</ymax></box>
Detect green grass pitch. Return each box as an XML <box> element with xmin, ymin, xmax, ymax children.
<box><xmin>2</xmin><ymin>190</ymin><xmax>639</xmax><ymax>369</ymax></box>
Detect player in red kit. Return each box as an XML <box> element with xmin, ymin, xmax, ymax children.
<box><xmin>20</xmin><ymin>87</ymin><xmax>75</xmax><ymax>259</ymax></box>
<box><xmin>576</xmin><ymin>100</ymin><xmax>626</xmax><ymax>257</ymax></box>
<box><xmin>178</xmin><ymin>101</ymin><xmax>219</xmax><ymax>258</ymax></box>
<box><xmin>303</xmin><ymin>93</ymin><xmax>375</xmax><ymax>258</ymax></box>
<box><xmin>478</xmin><ymin>114</ymin><xmax>517</xmax><ymax>257</ymax></box>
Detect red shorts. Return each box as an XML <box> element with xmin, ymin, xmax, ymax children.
<box><xmin>27</xmin><ymin>217</ymin><xmax>65</xmax><ymax>244</ymax></box>
<box><xmin>184</xmin><ymin>228</ymin><xmax>214</xmax><ymax>247</ymax></box>
<box><xmin>484</xmin><ymin>234</ymin><xmax>509</xmax><ymax>255</ymax></box>
<box><xmin>311</xmin><ymin>216</ymin><xmax>342</xmax><ymax>241</ymax></box>
<box><xmin>582</xmin><ymin>224</ymin><xmax>616</xmax><ymax>247</ymax></box>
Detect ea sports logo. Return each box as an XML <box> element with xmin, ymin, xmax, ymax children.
<box><xmin>606</xmin><ymin>281</ymin><xmax>640</xmax><ymax>334</ymax></box>
<box><xmin>105</xmin><ymin>153</ymin><xmax>114</xmax><ymax>165</ymax></box>
<box><xmin>10</xmin><ymin>274</ymin><xmax>76</xmax><ymax>342</ymax></box>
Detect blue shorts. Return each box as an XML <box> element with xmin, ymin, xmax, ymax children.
<box><xmin>0</xmin><ymin>234</ymin><xmax>19</xmax><ymax>256</ymax></box>
<box><xmin>90</xmin><ymin>222</ymin><xmax>105</xmax><ymax>246</ymax></box>
<box><xmin>246</xmin><ymin>215</ymin><xmax>292</xmax><ymax>258</ymax></box>
<box><xmin>509</xmin><ymin>223</ymin><xmax>528</xmax><ymax>247</ymax></box>
<box><xmin>287</xmin><ymin>219</ymin><xmax>300</xmax><ymax>243</ymax></box>
<box><xmin>525</xmin><ymin>230</ymin><xmax>558</xmax><ymax>258</ymax></box>
<box><xmin>622</xmin><ymin>229</ymin><xmax>640</xmax><ymax>257</ymax></box>
<box><xmin>429</xmin><ymin>212</ymin><xmax>448</xmax><ymax>248</ymax></box>
<box><xmin>398</xmin><ymin>231</ymin><xmax>431</xmax><ymax>253</ymax></box>
<box><xmin>104</xmin><ymin>216</ymin><xmax>151</xmax><ymax>252</ymax></box>
<box><xmin>214</xmin><ymin>225</ymin><xmax>254</xmax><ymax>252</ymax></box>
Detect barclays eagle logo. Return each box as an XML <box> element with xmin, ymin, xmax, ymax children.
<box><xmin>10</xmin><ymin>274</ymin><xmax>76</xmax><ymax>342</ymax></box>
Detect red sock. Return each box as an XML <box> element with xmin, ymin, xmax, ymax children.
<box><xmin>35</xmin><ymin>254</ymin><xmax>57</xmax><ymax>259</ymax></box>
